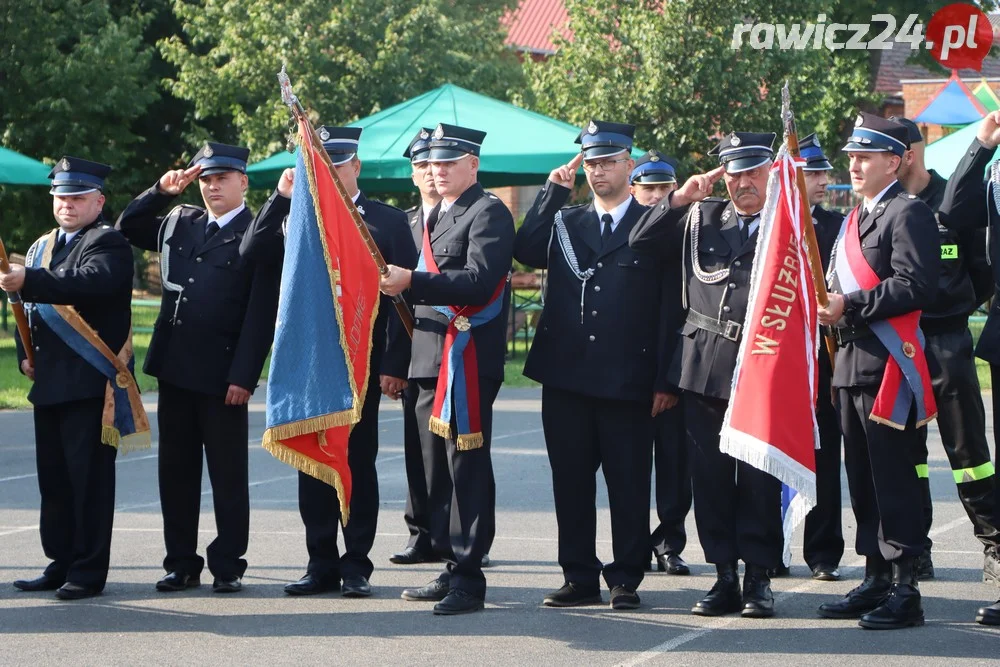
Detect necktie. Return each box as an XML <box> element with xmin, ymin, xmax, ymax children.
<box><xmin>53</xmin><ymin>232</ymin><xmax>66</xmax><ymax>255</ymax></box>
<box><xmin>739</xmin><ymin>215</ymin><xmax>755</xmax><ymax>244</ymax></box>
<box><xmin>859</xmin><ymin>206</ymin><xmax>870</xmax><ymax>226</ymax></box>
<box><xmin>205</xmin><ymin>221</ymin><xmax>220</xmax><ymax>241</ymax></box>
<box><xmin>601</xmin><ymin>213</ymin><xmax>614</xmax><ymax>245</ymax></box>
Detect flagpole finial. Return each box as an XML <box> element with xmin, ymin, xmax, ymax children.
<box><xmin>781</xmin><ymin>81</ymin><xmax>793</xmax><ymax>138</ymax></box>
<box><xmin>278</xmin><ymin>63</ymin><xmax>298</xmax><ymax>110</ymax></box>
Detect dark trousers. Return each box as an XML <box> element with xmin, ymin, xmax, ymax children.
<box><xmin>34</xmin><ymin>397</ymin><xmax>117</xmax><ymax>589</ymax></box>
<box><xmin>803</xmin><ymin>392</ymin><xmax>845</xmax><ymax>569</ymax></box>
<box><xmin>415</xmin><ymin>376</ymin><xmax>499</xmax><ymax>599</ymax></box>
<box><xmin>157</xmin><ymin>381</ymin><xmax>249</xmax><ymax>580</ymax></box>
<box><xmin>915</xmin><ymin>329</ymin><xmax>999</xmax><ymax>554</ymax></box>
<box><xmin>542</xmin><ymin>386</ymin><xmax>653</xmax><ymax>591</ymax></box>
<box><xmin>686</xmin><ymin>393</ymin><xmax>782</xmax><ymax>568</ymax></box>
<box><xmin>840</xmin><ymin>385</ymin><xmax>925</xmax><ymax>561</ymax></box>
<box><xmin>650</xmin><ymin>401</ymin><xmax>690</xmax><ymax>558</ymax></box>
<box><xmin>298</xmin><ymin>381</ymin><xmax>382</xmax><ymax>581</ymax></box>
<box><xmin>402</xmin><ymin>381</ymin><xmax>435</xmax><ymax>555</ymax></box>
<box><xmin>991</xmin><ymin>363</ymin><xmax>1000</xmax><ymax>516</ymax></box>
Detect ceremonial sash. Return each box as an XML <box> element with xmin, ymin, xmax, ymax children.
<box><xmin>416</xmin><ymin>217</ymin><xmax>506</xmax><ymax>451</ymax></box>
<box><xmin>26</xmin><ymin>231</ymin><xmax>151</xmax><ymax>452</ymax></box>
<box><xmin>833</xmin><ymin>207</ymin><xmax>937</xmax><ymax>429</ymax></box>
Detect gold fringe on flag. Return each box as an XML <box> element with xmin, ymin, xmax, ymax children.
<box><xmin>261</xmin><ymin>409</ymin><xmax>357</xmax><ymax>445</ymax></box>
<box><xmin>263</xmin><ymin>437</ymin><xmax>350</xmax><ymax>526</ymax></box>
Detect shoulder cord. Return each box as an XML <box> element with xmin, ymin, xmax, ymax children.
<box><xmin>552</xmin><ymin>210</ymin><xmax>595</xmax><ymax>324</ymax></box>
<box><xmin>988</xmin><ymin>161</ymin><xmax>1000</xmax><ymax>267</ymax></box>
<box><xmin>157</xmin><ymin>207</ymin><xmax>187</xmax><ymax>322</ymax></box>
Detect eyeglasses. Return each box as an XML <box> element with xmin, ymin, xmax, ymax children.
<box><xmin>582</xmin><ymin>158</ymin><xmax>630</xmax><ymax>173</ymax></box>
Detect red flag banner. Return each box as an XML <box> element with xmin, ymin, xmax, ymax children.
<box><xmin>261</xmin><ymin>118</ymin><xmax>381</xmax><ymax>525</ymax></box>
<box><xmin>719</xmin><ymin>148</ymin><xmax>820</xmax><ymax>540</ymax></box>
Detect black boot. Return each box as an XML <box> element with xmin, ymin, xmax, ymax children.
<box><xmin>691</xmin><ymin>562</ymin><xmax>741</xmax><ymax>616</ymax></box>
<box><xmin>858</xmin><ymin>557</ymin><xmax>924</xmax><ymax>629</ymax></box>
<box><xmin>741</xmin><ymin>564</ymin><xmax>774</xmax><ymax>618</ymax></box>
<box><xmin>818</xmin><ymin>556</ymin><xmax>891</xmax><ymax>619</ymax></box>
<box><xmin>976</xmin><ymin>599</ymin><xmax>1000</xmax><ymax>626</ymax></box>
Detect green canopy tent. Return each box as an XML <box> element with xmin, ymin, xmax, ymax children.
<box><xmin>923</xmin><ymin>117</ymin><xmax>1000</xmax><ymax>179</ymax></box>
<box><xmin>0</xmin><ymin>147</ymin><xmax>50</xmax><ymax>186</ymax></box>
<box><xmin>248</xmin><ymin>83</ymin><xmax>644</xmax><ymax>192</ymax></box>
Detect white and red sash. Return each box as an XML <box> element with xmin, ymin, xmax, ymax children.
<box><xmin>833</xmin><ymin>206</ymin><xmax>937</xmax><ymax>428</ymax></box>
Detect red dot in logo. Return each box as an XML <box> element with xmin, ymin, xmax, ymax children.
<box><xmin>927</xmin><ymin>3</ymin><xmax>994</xmax><ymax>71</ymax></box>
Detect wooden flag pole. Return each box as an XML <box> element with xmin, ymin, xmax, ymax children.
<box><xmin>0</xmin><ymin>237</ymin><xmax>33</xmax><ymax>366</ymax></box>
<box><xmin>781</xmin><ymin>82</ymin><xmax>837</xmax><ymax>368</ymax></box>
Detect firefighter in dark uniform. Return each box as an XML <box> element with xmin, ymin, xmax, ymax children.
<box><xmin>514</xmin><ymin>122</ymin><xmax>667</xmax><ymax>610</ymax></box>
<box><xmin>935</xmin><ymin>108</ymin><xmax>1000</xmax><ymax>626</ymax></box>
<box><xmin>240</xmin><ymin>126</ymin><xmax>417</xmax><ymax>598</ymax></box>
<box><xmin>771</xmin><ymin>134</ymin><xmax>845</xmax><ymax>582</ymax></box>
<box><xmin>628</xmin><ymin>151</ymin><xmax>692</xmax><ymax>577</ymax></box>
<box><xmin>4</xmin><ymin>158</ymin><xmax>133</xmax><ymax>600</ymax></box>
<box><xmin>630</xmin><ymin>132</ymin><xmax>784</xmax><ymax>618</ymax></box>
<box><xmin>894</xmin><ymin>117</ymin><xmax>1000</xmax><ymax>586</ymax></box>
<box><xmin>380</xmin><ymin>123</ymin><xmax>514</xmax><ymax>615</ymax></box>
<box><xmin>116</xmin><ymin>143</ymin><xmax>281</xmax><ymax>593</ymax></box>
<box><xmin>392</xmin><ymin>128</ymin><xmax>447</xmax><ymax>566</ymax></box>
<box><xmin>816</xmin><ymin>112</ymin><xmax>939</xmax><ymax>629</ymax></box>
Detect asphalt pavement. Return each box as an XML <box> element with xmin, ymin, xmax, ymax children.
<box><xmin>0</xmin><ymin>387</ymin><xmax>996</xmax><ymax>665</ymax></box>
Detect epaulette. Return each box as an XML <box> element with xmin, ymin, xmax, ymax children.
<box><xmin>703</xmin><ymin>197</ymin><xmax>728</xmax><ymax>204</ymax></box>
<box><xmin>561</xmin><ymin>202</ymin><xmax>589</xmax><ymax>212</ymax></box>
<box><xmin>486</xmin><ymin>193</ymin><xmax>500</xmax><ymax>200</ymax></box>
<box><xmin>404</xmin><ymin>205</ymin><xmax>418</xmax><ymax>214</ymax></box>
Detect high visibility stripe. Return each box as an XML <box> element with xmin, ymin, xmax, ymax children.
<box><xmin>953</xmin><ymin>461</ymin><xmax>996</xmax><ymax>484</ymax></box>
<box><xmin>915</xmin><ymin>464</ymin><xmax>929</xmax><ymax>479</ymax></box>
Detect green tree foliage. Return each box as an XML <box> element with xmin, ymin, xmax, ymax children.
<box><xmin>518</xmin><ymin>1</ymin><xmax>1000</xmax><ymax>177</ymax></box>
<box><xmin>0</xmin><ymin>0</ymin><xmax>160</xmax><ymax>251</ymax></box>
<box><xmin>160</xmin><ymin>0</ymin><xmax>524</xmax><ymax>161</ymax></box>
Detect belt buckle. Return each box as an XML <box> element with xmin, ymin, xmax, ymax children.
<box><xmin>723</xmin><ymin>320</ymin><xmax>741</xmax><ymax>342</ymax></box>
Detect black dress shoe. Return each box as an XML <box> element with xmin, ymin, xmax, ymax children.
<box><xmin>692</xmin><ymin>563</ymin><xmax>742</xmax><ymax>616</ymax></box>
<box><xmin>810</xmin><ymin>564</ymin><xmax>841</xmax><ymax>582</ymax></box>
<box><xmin>610</xmin><ymin>585</ymin><xmax>641</xmax><ymax>610</ymax></box>
<box><xmin>401</xmin><ymin>578</ymin><xmax>449</xmax><ymax>602</ymax></box>
<box><xmin>818</xmin><ymin>557</ymin><xmax>891</xmax><ymax>619</ymax></box>
<box><xmin>55</xmin><ymin>583</ymin><xmax>101</xmax><ymax>600</ymax></box>
<box><xmin>156</xmin><ymin>571</ymin><xmax>201</xmax><ymax>592</ymax></box>
<box><xmin>651</xmin><ymin>553</ymin><xmax>667</xmax><ymax>572</ymax></box>
<box><xmin>342</xmin><ymin>575</ymin><xmax>373</xmax><ymax>598</ymax></box>
<box><xmin>975</xmin><ymin>599</ymin><xmax>1000</xmax><ymax>625</ymax></box>
<box><xmin>212</xmin><ymin>577</ymin><xmax>243</xmax><ymax>593</ymax></box>
<box><xmin>284</xmin><ymin>573</ymin><xmax>339</xmax><ymax>596</ymax></box>
<box><xmin>858</xmin><ymin>558</ymin><xmax>923</xmax><ymax>630</ymax></box>
<box><xmin>741</xmin><ymin>565</ymin><xmax>774</xmax><ymax>618</ymax></box>
<box><xmin>433</xmin><ymin>589</ymin><xmax>484</xmax><ymax>615</ymax></box>
<box><xmin>543</xmin><ymin>582</ymin><xmax>602</xmax><ymax>607</ymax></box>
<box><xmin>666</xmin><ymin>554</ymin><xmax>690</xmax><ymax>575</ymax></box>
<box><xmin>914</xmin><ymin>550</ymin><xmax>934</xmax><ymax>581</ymax></box>
<box><xmin>13</xmin><ymin>574</ymin><xmax>64</xmax><ymax>592</ymax></box>
<box><xmin>389</xmin><ymin>546</ymin><xmax>437</xmax><ymax>565</ymax></box>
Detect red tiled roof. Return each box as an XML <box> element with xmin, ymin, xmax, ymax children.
<box><xmin>503</xmin><ymin>0</ymin><xmax>571</xmax><ymax>55</ymax></box>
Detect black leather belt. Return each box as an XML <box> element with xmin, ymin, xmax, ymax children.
<box><xmin>830</xmin><ymin>324</ymin><xmax>874</xmax><ymax>345</ymax></box>
<box><xmin>686</xmin><ymin>310</ymin><xmax>742</xmax><ymax>342</ymax></box>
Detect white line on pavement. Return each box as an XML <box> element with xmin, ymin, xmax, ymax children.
<box><xmin>618</xmin><ymin>513</ymin><xmax>978</xmax><ymax>666</ymax></box>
